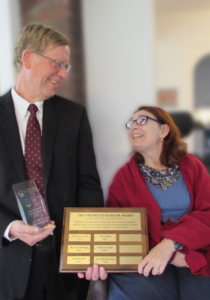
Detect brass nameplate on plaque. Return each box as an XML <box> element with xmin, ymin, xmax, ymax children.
<box><xmin>68</xmin><ymin>234</ymin><xmax>91</xmax><ymax>242</ymax></box>
<box><xmin>68</xmin><ymin>245</ymin><xmax>90</xmax><ymax>253</ymax></box>
<box><xmin>94</xmin><ymin>245</ymin><xmax>116</xmax><ymax>253</ymax></box>
<box><xmin>94</xmin><ymin>234</ymin><xmax>116</xmax><ymax>242</ymax></box>
<box><xmin>60</xmin><ymin>208</ymin><xmax>148</xmax><ymax>273</ymax></box>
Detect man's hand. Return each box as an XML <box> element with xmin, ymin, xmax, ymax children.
<box><xmin>78</xmin><ymin>264</ymin><xmax>108</xmax><ymax>281</ymax></box>
<box><xmin>138</xmin><ymin>239</ymin><xmax>175</xmax><ymax>277</ymax></box>
<box><xmin>9</xmin><ymin>220</ymin><xmax>55</xmax><ymax>246</ymax></box>
<box><xmin>170</xmin><ymin>252</ymin><xmax>189</xmax><ymax>268</ymax></box>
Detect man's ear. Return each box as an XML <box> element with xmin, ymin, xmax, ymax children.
<box><xmin>22</xmin><ymin>49</ymin><xmax>33</xmax><ymax>69</ymax></box>
<box><xmin>160</xmin><ymin>124</ymin><xmax>170</xmax><ymax>139</ymax></box>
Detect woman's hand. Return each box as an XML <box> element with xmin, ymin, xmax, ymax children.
<box><xmin>138</xmin><ymin>239</ymin><xmax>175</xmax><ymax>277</ymax></box>
<box><xmin>170</xmin><ymin>252</ymin><xmax>189</xmax><ymax>268</ymax></box>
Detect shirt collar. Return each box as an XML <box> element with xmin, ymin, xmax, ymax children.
<box><xmin>11</xmin><ymin>87</ymin><xmax>44</xmax><ymax>118</ymax></box>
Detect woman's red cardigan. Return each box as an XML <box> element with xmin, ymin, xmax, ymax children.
<box><xmin>105</xmin><ymin>154</ymin><xmax>210</xmax><ymax>276</ymax></box>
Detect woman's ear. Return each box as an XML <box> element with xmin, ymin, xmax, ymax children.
<box><xmin>160</xmin><ymin>124</ymin><xmax>170</xmax><ymax>139</ymax></box>
<box><xmin>22</xmin><ymin>49</ymin><xmax>33</xmax><ymax>69</ymax></box>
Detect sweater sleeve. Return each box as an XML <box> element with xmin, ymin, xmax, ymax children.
<box><xmin>162</xmin><ymin>155</ymin><xmax>210</xmax><ymax>274</ymax></box>
<box><xmin>163</xmin><ymin>156</ymin><xmax>210</xmax><ymax>248</ymax></box>
<box><xmin>105</xmin><ymin>169</ymin><xmax>127</xmax><ymax>208</ymax></box>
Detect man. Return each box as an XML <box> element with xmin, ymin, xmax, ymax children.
<box><xmin>0</xmin><ymin>22</ymin><xmax>104</xmax><ymax>300</ymax></box>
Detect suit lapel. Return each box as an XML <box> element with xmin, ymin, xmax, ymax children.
<box><xmin>0</xmin><ymin>90</ymin><xmax>27</xmax><ymax>181</ymax></box>
<box><xmin>0</xmin><ymin>91</ymin><xmax>60</xmax><ymax>192</ymax></box>
<box><xmin>42</xmin><ymin>96</ymin><xmax>60</xmax><ymax>196</ymax></box>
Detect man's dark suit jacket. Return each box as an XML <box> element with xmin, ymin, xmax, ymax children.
<box><xmin>0</xmin><ymin>90</ymin><xmax>104</xmax><ymax>299</ymax></box>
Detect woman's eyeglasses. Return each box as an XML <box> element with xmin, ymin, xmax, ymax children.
<box><xmin>126</xmin><ymin>115</ymin><xmax>164</xmax><ymax>130</ymax></box>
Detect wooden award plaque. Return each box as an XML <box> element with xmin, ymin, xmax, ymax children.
<box><xmin>59</xmin><ymin>207</ymin><xmax>148</xmax><ymax>273</ymax></box>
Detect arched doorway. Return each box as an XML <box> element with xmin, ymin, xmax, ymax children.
<box><xmin>194</xmin><ymin>55</ymin><xmax>210</xmax><ymax>108</ymax></box>
<box><xmin>194</xmin><ymin>55</ymin><xmax>210</xmax><ymax>164</ymax></box>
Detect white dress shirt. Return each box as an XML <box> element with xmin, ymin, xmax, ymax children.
<box><xmin>11</xmin><ymin>87</ymin><xmax>44</xmax><ymax>154</ymax></box>
<box><xmin>4</xmin><ymin>87</ymin><xmax>44</xmax><ymax>241</ymax></box>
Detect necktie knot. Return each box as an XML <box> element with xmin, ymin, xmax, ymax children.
<box><xmin>28</xmin><ymin>104</ymin><xmax>38</xmax><ymax>115</ymax></box>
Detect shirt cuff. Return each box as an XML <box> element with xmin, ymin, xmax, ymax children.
<box><xmin>4</xmin><ymin>221</ymin><xmax>18</xmax><ymax>241</ymax></box>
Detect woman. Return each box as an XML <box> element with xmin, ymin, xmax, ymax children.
<box><xmin>106</xmin><ymin>106</ymin><xmax>210</xmax><ymax>300</ymax></box>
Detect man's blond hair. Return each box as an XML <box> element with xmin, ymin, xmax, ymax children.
<box><xmin>14</xmin><ymin>22</ymin><xmax>70</xmax><ymax>72</ymax></box>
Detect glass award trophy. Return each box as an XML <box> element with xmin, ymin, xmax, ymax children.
<box><xmin>12</xmin><ymin>179</ymin><xmax>50</xmax><ymax>228</ymax></box>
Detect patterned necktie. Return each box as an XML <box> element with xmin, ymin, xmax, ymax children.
<box><xmin>25</xmin><ymin>104</ymin><xmax>44</xmax><ymax>197</ymax></box>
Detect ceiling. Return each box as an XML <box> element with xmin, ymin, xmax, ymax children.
<box><xmin>155</xmin><ymin>0</ymin><xmax>210</xmax><ymax>12</ymax></box>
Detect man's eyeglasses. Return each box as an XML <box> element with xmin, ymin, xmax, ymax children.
<box><xmin>126</xmin><ymin>115</ymin><xmax>164</xmax><ymax>130</ymax></box>
<box><xmin>33</xmin><ymin>51</ymin><xmax>71</xmax><ymax>72</ymax></box>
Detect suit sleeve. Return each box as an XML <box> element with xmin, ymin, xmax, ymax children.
<box><xmin>77</xmin><ymin>108</ymin><xmax>104</xmax><ymax>208</ymax></box>
<box><xmin>0</xmin><ymin>204</ymin><xmax>20</xmax><ymax>247</ymax></box>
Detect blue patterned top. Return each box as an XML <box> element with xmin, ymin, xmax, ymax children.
<box><xmin>139</xmin><ymin>164</ymin><xmax>190</xmax><ymax>223</ymax></box>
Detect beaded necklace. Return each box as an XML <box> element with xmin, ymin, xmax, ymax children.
<box><xmin>139</xmin><ymin>163</ymin><xmax>181</xmax><ymax>190</ymax></box>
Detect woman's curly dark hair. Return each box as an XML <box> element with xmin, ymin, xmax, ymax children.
<box><xmin>134</xmin><ymin>106</ymin><xmax>187</xmax><ymax>167</ymax></box>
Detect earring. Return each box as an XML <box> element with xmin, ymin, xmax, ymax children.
<box><xmin>161</xmin><ymin>138</ymin><xmax>164</xmax><ymax>142</ymax></box>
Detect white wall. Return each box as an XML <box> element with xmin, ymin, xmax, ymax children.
<box><xmin>155</xmin><ymin>8</ymin><xmax>210</xmax><ymax>110</ymax></box>
<box><xmin>0</xmin><ymin>0</ymin><xmax>21</xmax><ymax>95</ymax></box>
<box><xmin>82</xmin><ymin>0</ymin><xmax>155</xmax><ymax>198</ymax></box>
<box><xmin>155</xmin><ymin>8</ymin><xmax>210</xmax><ymax>151</ymax></box>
